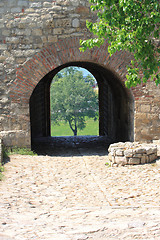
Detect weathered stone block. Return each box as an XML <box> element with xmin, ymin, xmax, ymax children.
<box><xmin>56</xmin><ymin>19</ymin><xmax>71</xmax><ymax>27</ymax></box>
<box><xmin>128</xmin><ymin>157</ymin><xmax>140</xmax><ymax>165</ymax></box>
<box><xmin>108</xmin><ymin>153</ymin><xmax>112</xmax><ymax>161</ymax></box>
<box><xmin>0</xmin><ymin>130</ymin><xmax>31</xmax><ymax>148</ymax></box>
<box><xmin>48</xmin><ymin>35</ymin><xmax>58</xmax><ymax>42</ymax></box>
<box><xmin>135</xmin><ymin>112</ymin><xmax>147</xmax><ymax>120</ymax></box>
<box><xmin>72</xmin><ymin>18</ymin><xmax>80</xmax><ymax>28</ymax></box>
<box><xmin>141</xmin><ymin>104</ymin><xmax>151</xmax><ymax>112</ymax></box>
<box><xmin>134</xmin><ymin>148</ymin><xmax>146</xmax><ymax>154</ymax></box>
<box><xmin>76</xmin><ymin>6</ymin><xmax>90</xmax><ymax>14</ymax></box>
<box><xmin>108</xmin><ymin>153</ymin><xmax>116</xmax><ymax>163</ymax></box>
<box><xmin>30</xmin><ymin>2</ymin><xmax>41</xmax><ymax>8</ymax></box>
<box><xmin>110</xmin><ymin>149</ymin><xmax>115</xmax><ymax>156</ymax></box>
<box><xmin>11</xmin><ymin>7</ymin><xmax>21</xmax><ymax>13</ymax></box>
<box><xmin>133</xmin><ymin>153</ymin><xmax>143</xmax><ymax>157</ymax></box>
<box><xmin>151</xmin><ymin>147</ymin><xmax>157</xmax><ymax>154</ymax></box>
<box><xmin>6</xmin><ymin>37</ymin><xmax>19</xmax><ymax>43</ymax></box>
<box><xmin>53</xmin><ymin>28</ymin><xmax>62</xmax><ymax>35</ymax></box>
<box><xmin>43</xmin><ymin>2</ymin><xmax>52</xmax><ymax>8</ymax></box>
<box><xmin>115</xmin><ymin>149</ymin><xmax>124</xmax><ymax>156</ymax></box>
<box><xmin>32</xmin><ymin>29</ymin><xmax>43</xmax><ymax>36</ymax></box>
<box><xmin>51</xmin><ymin>6</ymin><xmax>62</xmax><ymax>11</ymax></box>
<box><xmin>145</xmin><ymin>147</ymin><xmax>155</xmax><ymax>155</ymax></box>
<box><xmin>148</xmin><ymin>153</ymin><xmax>157</xmax><ymax>163</ymax></box>
<box><xmin>2</xmin><ymin>30</ymin><xmax>10</xmax><ymax>36</ymax></box>
<box><xmin>0</xmin><ymin>44</ymin><xmax>7</xmax><ymax>50</ymax></box>
<box><xmin>124</xmin><ymin>149</ymin><xmax>133</xmax><ymax>157</ymax></box>
<box><xmin>141</xmin><ymin>155</ymin><xmax>147</xmax><ymax>164</ymax></box>
<box><xmin>115</xmin><ymin>156</ymin><xmax>127</xmax><ymax>166</ymax></box>
<box><xmin>147</xmin><ymin>113</ymin><xmax>159</xmax><ymax>120</ymax></box>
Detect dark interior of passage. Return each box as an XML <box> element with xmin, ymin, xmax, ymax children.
<box><xmin>30</xmin><ymin>62</ymin><xmax>134</xmax><ymax>150</ymax></box>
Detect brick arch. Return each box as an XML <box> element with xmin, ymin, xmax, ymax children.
<box><xmin>10</xmin><ymin>37</ymin><xmax>132</xmax><ymax>104</ymax></box>
<box><xmin>29</xmin><ymin>64</ymin><xmax>134</xmax><ymax>149</ymax></box>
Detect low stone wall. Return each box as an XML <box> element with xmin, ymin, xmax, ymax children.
<box><xmin>0</xmin><ymin>139</ymin><xmax>3</xmax><ymax>164</ymax></box>
<box><xmin>0</xmin><ymin>130</ymin><xmax>30</xmax><ymax>148</ymax></box>
<box><xmin>108</xmin><ymin>142</ymin><xmax>157</xmax><ymax>166</ymax></box>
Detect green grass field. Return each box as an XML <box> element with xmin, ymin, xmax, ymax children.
<box><xmin>51</xmin><ymin>118</ymin><xmax>99</xmax><ymax>136</ymax></box>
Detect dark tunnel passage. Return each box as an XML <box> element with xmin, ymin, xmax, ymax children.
<box><xmin>30</xmin><ymin>62</ymin><xmax>134</xmax><ymax>152</ymax></box>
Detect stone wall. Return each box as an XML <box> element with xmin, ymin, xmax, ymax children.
<box><xmin>0</xmin><ymin>139</ymin><xmax>2</xmax><ymax>163</ymax></box>
<box><xmin>0</xmin><ymin>0</ymin><xmax>160</xmax><ymax>147</ymax></box>
<box><xmin>0</xmin><ymin>0</ymin><xmax>93</xmax><ymax>147</ymax></box>
<box><xmin>133</xmin><ymin>82</ymin><xmax>160</xmax><ymax>142</ymax></box>
<box><xmin>108</xmin><ymin>142</ymin><xmax>158</xmax><ymax>166</ymax></box>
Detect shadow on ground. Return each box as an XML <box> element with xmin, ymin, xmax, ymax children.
<box><xmin>32</xmin><ymin>136</ymin><xmax>112</xmax><ymax>157</ymax></box>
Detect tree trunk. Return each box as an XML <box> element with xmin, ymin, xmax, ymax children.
<box><xmin>74</xmin><ymin>118</ymin><xmax>77</xmax><ymax>136</ymax></box>
<box><xmin>68</xmin><ymin>119</ymin><xmax>77</xmax><ymax>136</ymax></box>
<box><xmin>74</xmin><ymin>124</ymin><xmax>77</xmax><ymax>136</ymax></box>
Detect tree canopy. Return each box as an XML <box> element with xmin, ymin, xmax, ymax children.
<box><xmin>80</xmin><ymin>0</ymin><xmax>160</xmax><ymax>88</ymax></box>
<box><xmin>50</xmin><ymin>67</ymin><xmax>98</xmax><ymax>136</ymax></box>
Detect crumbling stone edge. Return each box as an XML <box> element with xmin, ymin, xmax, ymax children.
<box><xmin>108</xmin><ymin>142</ymin><xmax>158</xmax><ymax>166</ymax></box>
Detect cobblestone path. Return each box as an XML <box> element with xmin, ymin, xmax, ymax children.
<box><xmin>0</xmin><ymin>148</ymin><xmax>160</xmax><ymax>240</ymax></box>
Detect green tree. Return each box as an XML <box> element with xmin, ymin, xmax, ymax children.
<box><xmin>84</xmin><ymin>74</ymin><xmax>96</xmax><ymax>87</ymax></box>
<box><xmin>50</xmin><ymin>67</ymin><xmax>98</xmax><ymax>136</ymax></box>
<box><xmin>80</xmin><ymin>0</ymin><xmax>160</xmax><ymax>88</ymax></box>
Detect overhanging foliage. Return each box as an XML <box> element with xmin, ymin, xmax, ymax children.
<box><xmin>80</xmin><ymin>0</ymin><xmax>160</xmax><ymax>88</ymax></box>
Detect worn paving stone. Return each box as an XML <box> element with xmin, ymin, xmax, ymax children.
<box><xmin>0</xmin><ymin>235</ymin><xmax>15</xmax><ymax>240</ymax></box>
<box><xmin>0</xmin><ymin>148</ymin><xmax>160</xmax><ymax>239</ymax></box>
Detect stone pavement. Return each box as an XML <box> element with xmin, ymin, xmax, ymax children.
<box><xmin>0</xmin><ymin>147</ymin><xmax>160</xmax><ymax>240</ymax></box>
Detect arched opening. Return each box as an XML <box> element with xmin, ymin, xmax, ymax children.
<box><xmin>50</xmin><ymin>66</ymin><xmax>99</xmax><ymax>137</ymax></box>
<box><xmin>30</xmin><ymin>62</ymin><xmax>134</xmax><ymax>151</ymax></box>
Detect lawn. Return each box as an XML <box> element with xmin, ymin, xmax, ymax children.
<box><xmin>51</xmin><ymin>118</ymin><xmax>99</xmax><ymax>136</ymax></box>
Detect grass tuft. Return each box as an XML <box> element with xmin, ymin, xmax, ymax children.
<box><xmin>0</xmin><ymin>163</ymin><xmax>4</xmax><ymax>181</ymax></box>
<box><xmin>3</xmin><ymin>147</ymin><xmax>37</xmax><ymax>156</ymax></box>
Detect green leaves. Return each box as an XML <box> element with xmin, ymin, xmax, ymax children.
<box><xmin>80</xmin><ymin>38</ymin><xmax>104</xmax><ymax>51</ymax></box>
<box><xmin>80</xmin><ymin>0</ymin><xmax>160</xmax><ymax>87</ymax></box>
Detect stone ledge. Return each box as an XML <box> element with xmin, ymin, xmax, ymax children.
<box><xmin>0</xmin><ymin>130</ymin><xmax>30</xmax><ymax>148</ymax></box>
<box><xmin>108</xmin><ymin>142</ymin><xmax>158</xmax><ymax>166</ymax></box>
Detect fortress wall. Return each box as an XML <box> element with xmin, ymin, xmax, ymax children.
<box><xmin>0</xmin><ymin>0</ymin><xmax>159</xmax><ymax>147</ymax></box>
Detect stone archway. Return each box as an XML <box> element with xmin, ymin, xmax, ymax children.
<box><xmin>30</xmin><ymin>61</ymin><xmax>134</xmax><ymax>146</ymax></box>
<box><xmin>9</xmin><ymin>37</ymin><xmax>134</xmax><ymax>149</ymax></box>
